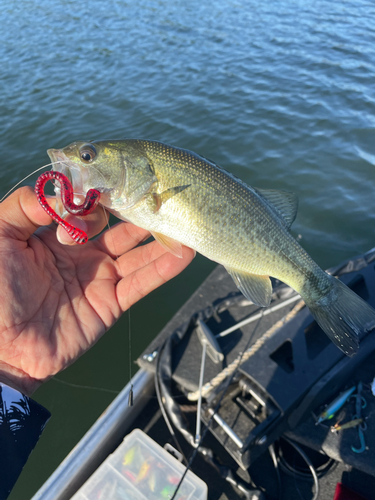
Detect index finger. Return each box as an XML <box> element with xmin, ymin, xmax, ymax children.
<box><xmin>56</xmin><ymin>205</ymin><xmax>110</xmax><ymax>245</ymax></box>
<box><xmin>96</xmin><ymin>220</ymin><xmax>152</xmax><ymax>257</ymax></box>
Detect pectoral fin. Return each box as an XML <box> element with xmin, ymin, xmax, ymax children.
<box><xmin>151</xmin><ymin>231</ymin><xmax>183</xmax><ymax>258</ymax></box>
<box><xmin>147</xmin><ymin>185</ymin><xmax>191</xmax><ymax>213</ymax></box>
<box><xmin>226</xmin><ymin>267</ymin><xmax>272</xmax><ymax>306</ymax></box>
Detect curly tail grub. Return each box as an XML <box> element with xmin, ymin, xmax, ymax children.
<box><xmin>35</xmin><ymin>171</ymin><xmax>101</xmax><ymax>244</ymax></box>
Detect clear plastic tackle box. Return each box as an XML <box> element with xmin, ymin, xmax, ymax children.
<box><xmin>71</xmin><ymin>428</ymin><xmax>208</xmax><ymax>500</ymax></box>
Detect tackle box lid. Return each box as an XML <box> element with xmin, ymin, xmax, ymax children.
<box><xmin>71</xmin><ymin>428</ymin><xmax>208</xmax><ymax>500</ymax></box>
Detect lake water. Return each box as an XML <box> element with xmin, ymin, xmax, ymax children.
<box><xmin>1</xmin><ymin>0</ymin><xmax>375</xmax><ymax>497</ymax></box>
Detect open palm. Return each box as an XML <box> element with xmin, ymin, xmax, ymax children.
<box><xmin>0</xmin><ymin>187</ymin><xmax>194</xmax><ymax>395</ymax></box>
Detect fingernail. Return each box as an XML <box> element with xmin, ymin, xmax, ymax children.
<box><xmin>56</xmin><ymin>217</ymin><xmax>88</xmax><ymax>245</ymax></box>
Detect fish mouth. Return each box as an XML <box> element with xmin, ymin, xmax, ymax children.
<box><xmin>47</xmin><ymin>148</ymin><xmax>87</xmax><ymax>195</ymax></box>
<box><xmin>47</xmin><ymin>148</ymin><xmax>88</xmax><ymax>216</ymax></box>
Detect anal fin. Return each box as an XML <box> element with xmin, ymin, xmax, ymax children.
<box><xmin>226</xmin><ymin>267</ymin><xmax>272</xmax><ymax>307</ymax></box>
<box><xmin>151</xmin><ymin>231</ymin><xmax>183</xmax><ymax>258</ymax></box>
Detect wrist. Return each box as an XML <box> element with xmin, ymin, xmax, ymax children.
<box><xmin>0</xmin><ymin>361</ymin><xmax>42</xmax><ymax>396</ymax></box>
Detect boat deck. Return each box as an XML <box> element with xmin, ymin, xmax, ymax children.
<box><xmin>137</xmin><ymin>252</ymin><xmax>375</xmax><ymax>500</ymax></box>
<box><xmin>33</xmin><ymin>251</ymin><xmax>375</xmax><ymax>500</ymax></box>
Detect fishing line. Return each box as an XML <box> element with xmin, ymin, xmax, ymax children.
<box><xmin>279</xmin><ymin>437</ymin><xmax>320</xmax><ymax>500</ymax></box>
<box><xmin>102</xmin><ymin>206</ymin><xmax>134</xmax><ymax>406</ymax></box>
<box><xmin>170</xmin><ymin>311</ymin><xmax>265</xmax><ymax>500</ymax></box>
<box><xmin>128</xmin><ymin>307</ymin><xmax>133</xmax><ymax>406</ymax></box>
<box><xmin>1</xmin><ymin>158</ymin><xmax>108</xmax><ymax>203</ymax></box>
<box><xmin>3</xmin><ymin>161</ymin><xmax>138</xmax><ymax>401</ymax></box>
<box><xmin>269</xmin><ymin>443</ymin><xmax>282</xmax><ymax>500</ymax></box>
<box><xmin>51</xmin><ymin>208</ymin><xmax>137</xmax><ymax>399</ymax></box>
<box><xmin>50</xmin><ymin>376</ymin><xmax>184</xmax><ymax>401</ymax></box>
<box><xmin>155</xmin><ymin>341</ymin><xmax>188</xmax><ymax>464</ymax></box>
<box><xmin>51</xmin><ymin>377</ymin><xmax>120</xmax><ymax>395</ymax></box>
<box><xmin>0</xmin><ymin>161</ymin><xmax>76</xmax><ymax>202</ymax></box>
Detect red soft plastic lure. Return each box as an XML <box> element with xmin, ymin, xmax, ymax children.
<box><xmin>35</xmin><ymin>171</ymin><xmax>101</xmax><ymax>244</ymax></box>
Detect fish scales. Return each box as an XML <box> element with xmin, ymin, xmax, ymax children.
<box><xmin>137</xmin><ymin>140</ymin><xmax>324</xmax><ymax>292</ymax></box>
<box><xmin>47</xmin><ymin>139</ymin><xmax>375</xmax><ymax>356</ymax></box>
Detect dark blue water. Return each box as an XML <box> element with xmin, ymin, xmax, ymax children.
<box><xmin>1</xmin><ymin>0</ymin><xmax>375</xmax><ymax>497</ymax></box>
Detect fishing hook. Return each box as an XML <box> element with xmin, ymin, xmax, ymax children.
<box><xmin>350</xmin><ymin>382</ymin><xmax>368</xmax><ymax>453</ymax></box>
<box><xmin>351</xmin><ymin>426</ymin><xmax>367</xmax><ymax>454</ymax></box>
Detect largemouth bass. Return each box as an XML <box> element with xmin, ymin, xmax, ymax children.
<box><xmin>47</xmin><ymin>139</ymin><xmax>375</xmax><ymax>356</ymax></box>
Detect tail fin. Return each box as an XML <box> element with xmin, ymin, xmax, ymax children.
<box><xmin>304</xmin><ymin>277</ymin><xmax>375</xmax><ymax>357</ymax></box>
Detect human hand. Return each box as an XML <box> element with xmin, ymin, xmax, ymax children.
<box><xmin>0</xmin><ymin>187</ymin><xmax>195</xmax><ymax>395</ymax></box>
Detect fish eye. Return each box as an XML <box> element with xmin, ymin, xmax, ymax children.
<box><xmin>79</xmin><ymin>144</ymin><xmax>97</xmax><ymax>163</ymax></box>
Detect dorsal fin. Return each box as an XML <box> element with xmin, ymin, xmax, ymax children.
<box><xmin>255</xmin><ymin>188</ymin><xmax>299</xmax><ymax>229</ymax></box>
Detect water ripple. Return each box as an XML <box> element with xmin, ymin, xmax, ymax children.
<box><xmin>2</xmin><ymin>0</ymin><xmax>375</xmax><ymax>496</ymax></box>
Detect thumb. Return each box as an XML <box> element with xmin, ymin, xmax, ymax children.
<box><xmin>56</xmin><ymin>206</ymin><xmax>109</xmax><ymax>245</ymax></box>
<box><xmin>0</xmin><ymin>186</ymin><xmax>53</xmax><ymax>241</ymax></box>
